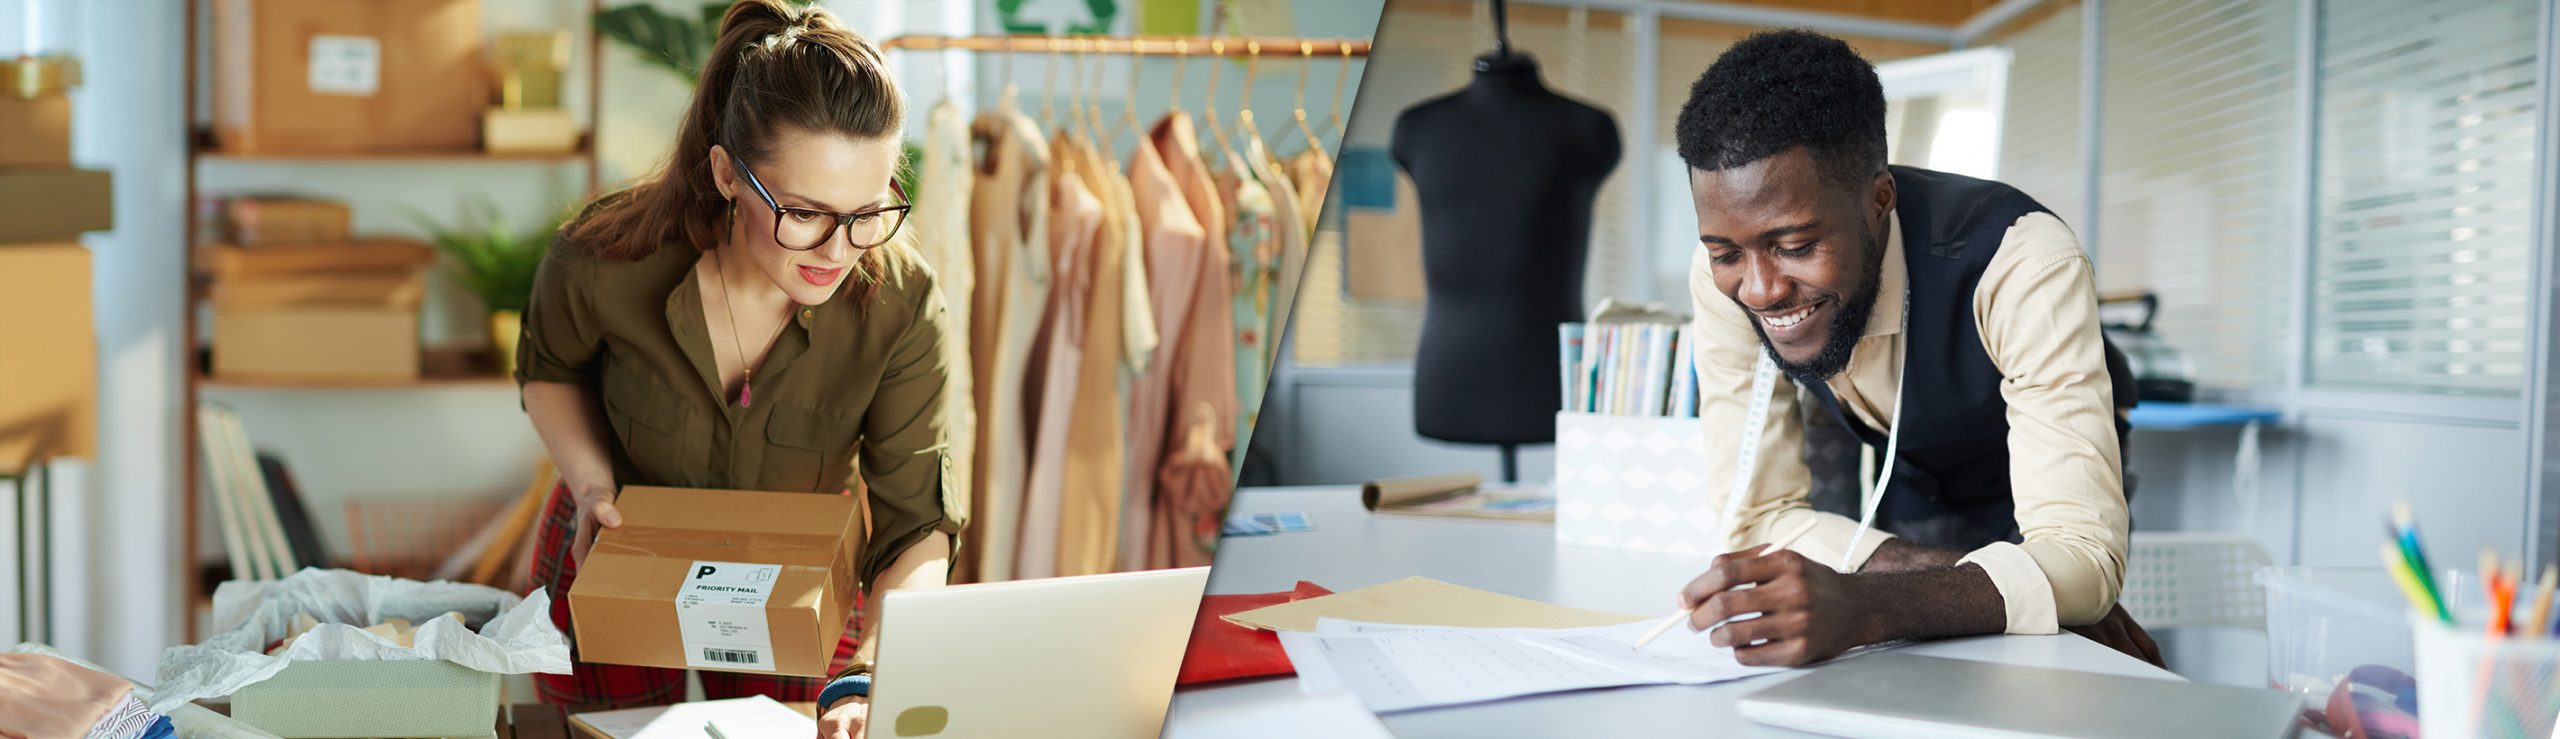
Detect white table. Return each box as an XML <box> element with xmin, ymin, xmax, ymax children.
<box><xmin>1164</xmin><ymin>486</ymin><xmax>2183</xmax><ymax>738</ymax></box>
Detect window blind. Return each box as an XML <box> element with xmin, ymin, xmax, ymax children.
<box><xmin>2311</xmin><ymin>0</ymin><xmax>2540</xmax><ymax>394</ymax></box>
<box><xmin>2096</xmin><ymin>0</ymin><xmax>2300</xmax><ymax>391</ymax></box>
<box><xmin>1993</xmin><ymin>3</ymin><xmax>2087</xmax><ymax>234</ymax></box>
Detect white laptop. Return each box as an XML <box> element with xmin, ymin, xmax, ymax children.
<box><xmin>1737</xmin><ymin>652</ymin><xmax>2302</xmax><ymax>738</ymax></box>
<box><xmin>867</xmin><ymin>567</ymin><xmax>1212</xmax><ymax>739</ymax></box>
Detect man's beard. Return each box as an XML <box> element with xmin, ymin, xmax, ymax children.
<box><xmin>1750</xmin><ymin>229</ymin><xmax>1883</xmax><ymax>385</ymax></box>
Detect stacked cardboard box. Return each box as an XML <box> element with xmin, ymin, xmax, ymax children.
<box><xmin>483</xmin><ymin>30</ymin><xmax>580</xmax><ymax>154</ymax></box>
<box><xmin>201</xmin><ymin>240</ymin><xmax>437</xmax><ymax>384</ymax></box>
<box><xmin>0</xmin><ymin>55</ymin><xmax>106</xmax><ymax>466</ymax></box>
<box><xmin>211</xmin><ymin>0</ymin><xmax>487</xmax><ymax>155</ymax></box>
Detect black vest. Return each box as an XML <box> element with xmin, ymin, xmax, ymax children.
<box><xmin>1804</xmin><ymin>166</ymin><xmax>2134</xmax><ymax>551</ymax></box>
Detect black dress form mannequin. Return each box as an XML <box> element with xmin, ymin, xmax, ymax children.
<box><xmin>1390</xmin><ymin>4</ymin><xmax>1620</xmax><ymax>482</ymax></box>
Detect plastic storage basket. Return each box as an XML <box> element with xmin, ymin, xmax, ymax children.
<box><xmin>2258</xmin><ymin>567</ymin><xmax>2483</xmax><ymax>734</ymax></box>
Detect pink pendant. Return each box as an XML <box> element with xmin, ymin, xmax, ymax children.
<box><xmin>738</xmin><ymin>380</ymin><xmax>753</xmax><ymax>408</ymax></box>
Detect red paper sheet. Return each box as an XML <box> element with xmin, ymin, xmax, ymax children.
<box><xmin>1175</xmin><ymin>581</ymin><xmax>1332</xmax><ymax>686</ymax></box>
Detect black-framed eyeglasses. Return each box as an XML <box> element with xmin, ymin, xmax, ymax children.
<box><xmin>732</xmin><ymin>155</ymin><xmax>912</xmax><ymax>251</ymax></box>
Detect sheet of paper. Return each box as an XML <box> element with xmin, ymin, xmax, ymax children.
<box><xmin>1281</xmin><ymin>619</ymin><xmax>1788</xmax><ymax>713</ymax></box>
<box><xmin>1280</xmin><ymin>628</ymin><xmax>1645</xmax><ymax>712</ymax></box>
<box><xmin>1226</xmin><ymin>577</ymin><xmax>1646</xmax><ymax>633</ymax></box>
<box><xmin>570</xmin><ymin>695</ymin><xmax>814</xmax><ymax>739</ymax></box>
<box><xmin>1252</xmin><ymin>511</ymin><xmax>1314</xmax><ymax>532</ymax></box>
<box><xmin>1524</xmin><ymin>620</ymin><xmax>1783</xmax><ymax>684</ymax></box>
<box><xmin>1160</xmin><ymin>693</ymin><xmax>1395</xmax><ymax>739</ymax></box>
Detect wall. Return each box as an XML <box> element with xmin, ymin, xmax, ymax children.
<box><xmin>0</xmin><ymin>0</ymin><xmax>192</xmax><ymax>680</ymax></box>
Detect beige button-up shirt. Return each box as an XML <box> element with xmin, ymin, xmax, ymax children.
<box><xmin>1687</xmin><ymin>209</ymin><xmax>2129</xmax><ymax>634</ymax></box>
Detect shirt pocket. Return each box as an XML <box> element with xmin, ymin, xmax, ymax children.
<box><xmin>765</xmin><ymin>403</ymin><xmax>861</xmax><ymax>493</ymax></box>
<box><xmin>602</xmin><ymin>368</ymin><xmax>692</xmax><ymax>483</ymax></box>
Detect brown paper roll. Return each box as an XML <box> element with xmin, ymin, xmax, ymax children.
<box><xmin>1361</xmin><ymin>472</ymin><xmax>1484</xmax><ymax>511</ymax></box>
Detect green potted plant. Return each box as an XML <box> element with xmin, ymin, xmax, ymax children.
<box><xmin>413</xmin><ymin>200</ymin><xmax>564</xmax><ymax>377</ymax></box>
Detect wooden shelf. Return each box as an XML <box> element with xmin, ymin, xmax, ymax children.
<box><xmin>198</xmin><ymin>346</ymin><xmax>515</xmax><ymax>391</ymax></box>
<box><xmin>200</xmin><ymin>373</ymin><xmax>515</xmax><ymax>391</ymax></box>
<box><xmin>194</xmin><ymin>147</ymin><xmax>593</xmax><ymax>164</ymax></box>
<box><xmin>190</xmin><ymin>126</ymin><xmax>594</xmax><ymax>164</ymax></box>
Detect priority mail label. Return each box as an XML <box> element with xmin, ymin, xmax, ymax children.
<box><xmin>676</xmin><ymin>561</ymin><xmax>781</xmax><ymax>671</ymax></box>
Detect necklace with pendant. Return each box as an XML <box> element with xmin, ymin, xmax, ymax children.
<box><xmin>710</xmin><ymin>247</ymin><xmax>785</xmax><ymax>408</ymax></box>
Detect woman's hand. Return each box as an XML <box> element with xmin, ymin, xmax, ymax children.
<box><xmin>566</xmin><ymin>475</ymin><xmax>622</xmax><ymax>569</ymax></box>
<box><xmin>817</xmin><ymin>695</ymin><xmax>869</xmax><ymax>739</ymax></box>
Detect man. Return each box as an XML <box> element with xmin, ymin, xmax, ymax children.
<box><xmin>1673</xmin><ymin>30</ymin><xmax>2158</xmax><ymax>667</ymax></box>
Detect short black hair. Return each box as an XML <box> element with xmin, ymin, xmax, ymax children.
<box><xmin>1675</xmin><ymin>29</ymin><xmax>1887</xmax><ymax>192</ymax></box>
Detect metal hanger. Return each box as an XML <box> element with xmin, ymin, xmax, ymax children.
<box><xmin>1204</xmin><ymin>38</ymin><xmax>1240</xmax><ymax>165</ymax></box>
<box><xmin>1283</xmin><ymin>41</ymin><xmax>1321</xmax><ymax>157</ymax></box>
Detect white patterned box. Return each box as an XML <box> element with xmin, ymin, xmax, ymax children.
<box><xmin>1552</xmin><ymin>411</ymin><xmax>1723</xmax><ymax>556</ymax></box>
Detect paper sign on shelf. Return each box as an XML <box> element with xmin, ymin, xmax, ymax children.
<box><xmin>676</xmin><ymin>561</ymin><xmax>782</xmax><ymax>672</ymax></box>
<box><xmin>307</xmin><ymin>35</ymin><xmax>381</xmax><ymax>96</ymax></box>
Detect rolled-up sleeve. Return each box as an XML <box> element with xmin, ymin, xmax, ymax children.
<box><xmin>516</xmin><ymin>247</ymin><xmax>602</xmax><ymax>387</ymax></box>
<box><xmin>1688</xmin><ymin>245</ymin><xmax>1893</xmax><ymax>569</ymax></box>
<box><xmin>1970</xmin><ymin>212</ymin><xmax>2131</xmax><ymax>632</ymax></box>
<box><xmin>855</xmin><ymin>268</ymin><xmax>967</xmax><ymax>591</ymax></box>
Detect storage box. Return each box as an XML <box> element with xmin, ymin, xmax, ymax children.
<box><xmin>489</xmin><ymin>30</ymin><xmax>572</xmax><ymax>109</ymax></box>
<box><xmin>211</xmin><ymin>0</ymin><xmax>487</xmax><ymax>154</ymax></box>
<box><xmin>196</xmin><ymin>240</ymin><xmax>439</xmax><ymax>280</ymax></box>
<box><xmin>568</xmin><ymin>487</ymin><xmax>864</xmax><ymax>677</ymax></box>
<box><xmin>2258</xmin><ymin>566</ymin><xmax>2484</xmax><ymax>727</ymax></box>
<box><xmin>0</xmin><ymin>243</ymin><xmax>95</xmax><ymax>462</ymax></box>
<box><xmin>213</xmin><ymin>272</ymin><xmax>426</xmax><ymax>383</ymax></box>
<box><xmin>0</xmin><ymin>168</ymin><xmax>113</xmax><ymax>243</ymax></box>
<box><xmin>1552</xmin><ymin>412</ymin><xmax>1719</xmax><ymax>556</ymax></box>
<box><xmin>481</xmin><ymin>107</ymin><xmax>579</xmax><ymax>155</ymax></box>
<box><xmin>226</xmin><ymin>197</ymin><xmax>353</xmax><ymax>246</ymax></box>
<box><xmin>0</xmin><ymin>95</ymin><xmax>72</xmax><ymax>167</ymax></box>
<box><xmin>230</xmin><ymin>659</ymin><xmax>499</xmax><ymax>738</ymax></box>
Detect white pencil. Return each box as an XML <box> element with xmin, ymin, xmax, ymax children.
<box><xmin>1630</xmin><ymin>518</ymin><xmax>1822</xmax><ymax>649</ymax></box>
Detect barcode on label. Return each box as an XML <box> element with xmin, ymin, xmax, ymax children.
<box><xmin>702</xmin><ymin>648</ymin><xmax>760</xmax><ymax>664</ymax></box>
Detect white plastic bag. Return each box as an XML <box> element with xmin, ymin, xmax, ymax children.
<box><xmin>149</xmin><ymin>568</ymin><xmax>571</xmax><ymax>713</ymax></box>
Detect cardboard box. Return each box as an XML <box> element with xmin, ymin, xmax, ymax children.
<box><xmin>569</xmin><ymin>487</ymin><xmax>864</xmax><ymax>677</ymax></box>
<box><xmin>0</xmin><ymin>169</ymin><xmax>113</xmax><ymax>243</ymax></box>
<box><xmin>1345</xmin><ymin>173</ymin><xmax>1426</xmax><ymax>300</ymax></box>
<box><xmin>226</xmin><ymin>197</ymin><xmax>353</xmax><ymax>246</ymax></box>
<box><xmin>0</xmin><ymin>95</ymin><xmax>72</xmax><ymax>167</ymax></box>
<box><xmin>0</xmin><ymin>244</ymin><xmax>95</xmax><ymax>463</ymax></box>
<box><xmin>481</xmin><ymin>108</ymin><xmax>579</xmax><ymax>155</ymax></box>
<box><xmin>490</xmin><ymin>30</ymin><xmax>571</xmax><ymax>109</ymax></box>
<box><xmin>196</xmin><ymin>240</ymin><xmax>439</xmax><ymax>280</ymax></box>
<box><xmin>230</xmin><ymin>659</ymin><xmax>500</xmax><ymax>738</ymax></box>
<box><xmin>212</xmin><ymin>0</ymin><xmax>487</xmax><ymax>154</ymax></box>
<box><xmin>213</xmin><ymin>272</ymin><xmax>426</xmax><ymax>383</ymax></box>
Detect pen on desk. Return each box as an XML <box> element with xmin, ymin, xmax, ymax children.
<box><xmin>705</xmin><ymin>721</ymin><xmax>728</xmax><ymax>739</ymax></box>
<box><xmin>1632</xmin><ymin>518</ymin><xmax>1821</xmax><ymax>649</ymax></box>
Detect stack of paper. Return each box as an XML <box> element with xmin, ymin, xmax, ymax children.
<box><xmin>568</xmin><ymin>695</ymin><xmax>816</xmax><ymax>738</ymax></box>
<box><xmin>1280</xmin><ymin>619</ymin><xmax>1785</xmax><ymax>713</ymax></box>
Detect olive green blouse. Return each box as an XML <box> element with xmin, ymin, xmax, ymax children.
<box><xmin>515</xmin><ymin>227</ymin><xmax>966</xmax><ymax>592</ymax></box>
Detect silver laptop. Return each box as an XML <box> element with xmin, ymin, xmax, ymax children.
<box><xmin>1737</xmin><ymin>653</ymin><xmax>2302</xmax><ymax>738</ymax></box>
<box><xmin>867</xmin><ymin>567</ymin><xmax>1211</xmax><ymax>739</ymax></box>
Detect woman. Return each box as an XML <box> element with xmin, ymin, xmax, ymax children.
<box><xmin>515</xmin><ymin>2</ymin><xmax>957</xmax><ymax>736</ymax></box>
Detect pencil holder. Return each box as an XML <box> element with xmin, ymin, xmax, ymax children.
<box><xmin>2413</xmin><ymin>614</ymin><xmax>2560</xmax><ymax>739</ymax></box>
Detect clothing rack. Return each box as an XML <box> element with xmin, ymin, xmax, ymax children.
<box><xmin>882</xmin><ymin>34</ymin><xmax>1370</xmax><ymax>57</ymax></box>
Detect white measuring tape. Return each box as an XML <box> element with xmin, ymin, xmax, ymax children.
<box><xmin>1716</xmin><ymin>293</ymin><xmax>1909</xmax><ymax>572</ymax></box>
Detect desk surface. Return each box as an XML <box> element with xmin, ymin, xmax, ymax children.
<box><xmin>1166</xmin><ymin>486</ymin><xmax>2179</xmax><ymax>738</ymax></box>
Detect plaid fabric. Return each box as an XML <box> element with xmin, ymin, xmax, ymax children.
<box><xmin>530</xmin><ymin>483</ymin><xmax>864</xmax><ymax>707</ymax></box>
